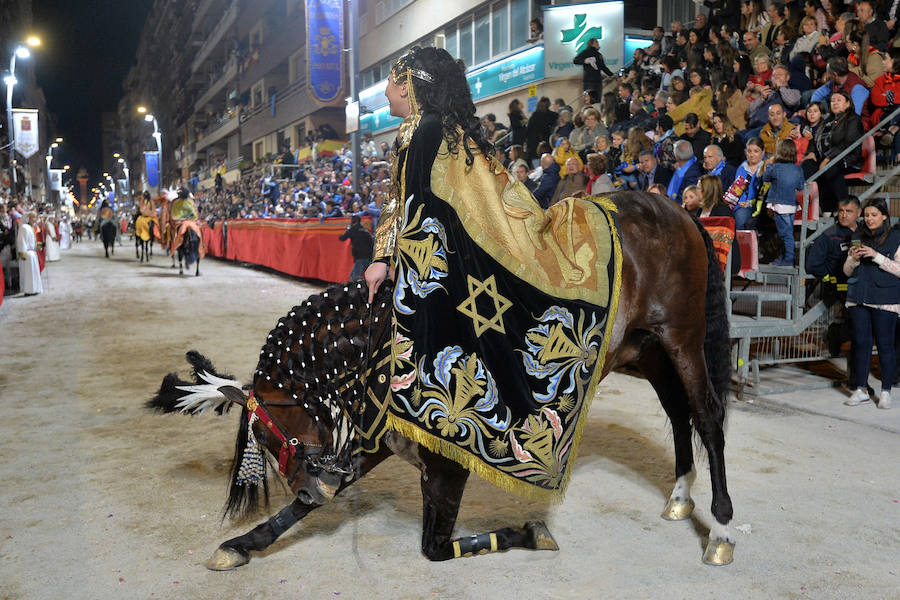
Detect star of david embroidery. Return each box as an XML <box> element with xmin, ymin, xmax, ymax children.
<box><xmin>456</xmin><ymin>274</ymin><xmax>513</xmax><ymax>337</ymax></box>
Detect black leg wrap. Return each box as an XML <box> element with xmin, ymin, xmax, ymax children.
<box><xmin>268</xmin><ymin>503</ymin><xmax>300</xmax><ymax>537</ymax></box>
<box><xmin>451</xmin><ymin>532</ymin><xmax>498</xmax><ymax>558</ymax></box>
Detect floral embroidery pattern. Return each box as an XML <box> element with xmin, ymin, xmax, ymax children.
<box><xmin>520</xmin><ymin>307</ymin><xmax>600</xmax><ymax>403</ymax></box>
<box><xmin>393</xmin><ymin>198</ymin><xmax>450</xmax><ymax>316</ymax></box>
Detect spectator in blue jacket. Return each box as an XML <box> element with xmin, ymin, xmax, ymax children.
<box><xmin>763</xmin><ymin>138</ymin><xmax>805</xmax><ymax>266</ymax></box>
<box><xmin>533</xmin><ymin>153</ymin><xmax>561</xmax><ymax>209</ymax></box>
<box><xmin>667</xmin><ymin>140</ymin><xmax>703</xmax><ymax>204</ymax></box>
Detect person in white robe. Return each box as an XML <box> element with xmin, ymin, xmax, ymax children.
<box><xmin>16</xmin><ymin>213</ymin><xmax>43</xmax><ymax>296</ymax></box>
<box><xmin>59</xmin><ymin>218</ymin><xmax>71</xmax><ymax>250</ymax></box>
<box><xmin>44</xmin><ymin>216</ymin><xmax>60</xmax><ymax>262</ymax></box>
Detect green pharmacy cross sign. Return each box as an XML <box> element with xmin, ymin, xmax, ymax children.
<box><xmin>560</xmin><ymin>14</ymin><xmax>604</xmax><ymax>53</ymax></box>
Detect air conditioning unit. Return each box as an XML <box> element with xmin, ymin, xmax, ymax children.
<box><xmin>433</xmin><ymin>34</ymin><xmax>445</xmax><ymax>49</ymax></box>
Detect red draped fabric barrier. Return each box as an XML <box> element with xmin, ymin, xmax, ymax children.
<box><xmin>200</xmin><ymin>217</ymin><xmax>373</xmax><ymax>283</ymax></box>
<box><xmin>202</xmin><ymin>221</ymin><xmax>226</xmax><ymax>257</ymax></box>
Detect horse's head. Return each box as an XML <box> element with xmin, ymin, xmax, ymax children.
<box><xmin>226</xmin><ymin>279</ymin><xmax>394</xmax><ymax>516</ymax></box>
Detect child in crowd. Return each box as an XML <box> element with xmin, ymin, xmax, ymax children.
<box><xmin>763</xmin><ymin>139</ymin><xmax>804</xmax><ymax>266</ymax></box>
<box><xmin>682</xmin><ymin>184</ymin><xmax>702</xmax><ymax>213</ymax></box>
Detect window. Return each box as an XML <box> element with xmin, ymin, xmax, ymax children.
<box><xmin>295</xmin><ymin>123</ymin><xmax>307</xmax><ymax>146</ymax></box>
<box><xmin>254</xmin><ymin>140</ymin><xmax>264</xmax><ymax>161</ymax></box>
<box><xmin>445</xmin><ymin>24</ymin><xmax>458</xmax><ymax>58</ymax></box>
<box><xmin>491</xmin><ymin>2</ymin><xmax>508</xmax><ymax>58</ymax></box>
<box><xmin>510</xmin><ymin>0</ymin><xmax>529</xmax><ymax>50</ymax></box>
<box><xmin>474</xmin><ymin>10</ymin><xmax>490</xmax><ymax>65</ymax></box>
<box><xmin>459</xmin><ymin>17</ymin><xmax>473</xmax><ymax>68</ymax></box>
<box><xmin>251</xmin><ymin>80</ymin><xmax>266</xmax><ymax>108</ymax></box>
<box><xmin>289</xmin><ymin>49</ymin><xmax>304</xmax><ymax>84</ymax></box>
<box><xmin>250</xmin><ymin>21</ymin><xmax>264</xmax><ymax>49</ymax></box>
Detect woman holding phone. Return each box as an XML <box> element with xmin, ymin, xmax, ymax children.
<box><xmin>843</xmin><ymin>198</ymin><xmax>900</xmax><ymax>409</ymax></box>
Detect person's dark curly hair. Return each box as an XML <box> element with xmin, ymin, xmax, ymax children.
<box><xmin>405</xmin><ymin>47</ymin><xmax>493</xmax><ymax>166</ymax></box>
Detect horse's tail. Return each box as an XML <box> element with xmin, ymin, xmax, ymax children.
<box><xmin>693</xmin><ymin>220</ymin><xmax>731</xmax><ymax>423</ymax></box>
<box><xmin>145</xmin><ymin>350</ymin><xmax>244</xmax><ymax>415</ymax></box>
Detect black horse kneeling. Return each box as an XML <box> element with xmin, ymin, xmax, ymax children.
<box><xmin>147</xmin><ymin>191</ymin><xmax>735</xmax><ymax>569</ymax></box>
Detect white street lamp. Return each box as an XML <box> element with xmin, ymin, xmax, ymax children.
<box><xmin>6</xmin><ymin>44</ymin><xmax>33</xmax><ymax>192</ymax></box>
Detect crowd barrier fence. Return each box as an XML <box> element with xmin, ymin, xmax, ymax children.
<box><xmin>200</xmin><ymin>216</ymin><xmax>374</xmax><ymax>283</ymax></box>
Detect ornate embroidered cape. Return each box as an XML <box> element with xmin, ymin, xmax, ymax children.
<box><xmin>360</xmin><ymin>113</ymin><xmax>622</xmax><ymax>502</ymax></box>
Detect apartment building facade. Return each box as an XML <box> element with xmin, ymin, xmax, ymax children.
<box><xmin>119</xmin><ymin>0</ymin><xmax>690</xmax><ymax>192</ymax></box>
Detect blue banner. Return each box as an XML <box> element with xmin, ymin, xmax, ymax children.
<box><xmin>144</xmin><ymin>151</ymin><xmax>159</xmax><ymax>188</ymax></box>
<box><xmin>306</xmin><ymin>0</ymin><xmax>344</xmax><ymax>104</ymax></box>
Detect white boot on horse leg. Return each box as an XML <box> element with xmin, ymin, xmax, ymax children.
<box><xmin>661</xmin><ymin>470</ymin><xmax>696</xmax><ymax>521</ymax></box>
<box><xmin>704</xmin><ymin>519</ymin><xmax>736</xmax><ymax>566</ymax></box>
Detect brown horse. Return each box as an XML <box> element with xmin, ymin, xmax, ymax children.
<box><xmin>148</xmin><ymin>191</ymin><xmax>734</xmax><ymax>569</ymax></box>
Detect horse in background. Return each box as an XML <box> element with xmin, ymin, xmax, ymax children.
<box><xmin>135</xmin><ymin>215</ymin><xmax>158</xmax><ymax>263</ymax></box>
<box><xmin>99</xmin><ymin>206</ymin><xmax>118</xmax><ymax>258</ymax></box>
<box><xmin>172</xmin><ymin>219</ymin><xmax>204</xmax><ymax>276</ymax></box>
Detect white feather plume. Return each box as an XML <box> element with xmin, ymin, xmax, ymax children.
<box><xmin>174</xmin><ymin>370</ymin><xmax>243</xmax><ymax>415</ymax></box>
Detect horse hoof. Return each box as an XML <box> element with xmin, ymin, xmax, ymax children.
<box><xmin>205</xmin><ymin>546</ymin><xmax>249</xmax><ymax>571</ymax></box>
<box><xmin>661</xmin><ymin>497</ymin><xmax>695</xmax><ymax>521</ymax></box>
<box><xmin>702</xmin><ymin>539</ymin><xmax>735</xmax><ymax>566</ymax></box>
<box><xmin>525</xmin><ymin>520</ymin><xmax>559</xmax><ymax>551</ymax></box>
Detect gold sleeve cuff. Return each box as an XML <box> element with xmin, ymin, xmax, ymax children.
<box><xmin>373</xmin><ymin>195</ymin><xmax>401</xmax><ymax>262</ymax></box>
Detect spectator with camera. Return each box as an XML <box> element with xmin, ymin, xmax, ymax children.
<box><xmin>843</xmin><ymin>198</ymin><xmax>900</xmax><ymax>409</ymax></box>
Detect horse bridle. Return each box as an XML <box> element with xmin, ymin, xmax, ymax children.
<box><xmin>247</xmin><ymin>389</ymin><xmax>357</xmax><ymax>481</ymax></box>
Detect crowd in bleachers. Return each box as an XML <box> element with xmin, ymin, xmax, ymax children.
<box><xmin>193</xmin><ymin>140</ymin><xmax>390</xmax><ymax>226</ymax></box>
<box><xmin>483</xmin><ymin>1</ymin><xmax>900</xmax><ymax>267</ymax></box>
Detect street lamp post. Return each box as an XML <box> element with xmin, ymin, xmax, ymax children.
<box><xmin>117</xmin><ymin>157</ymin><xmax>131</xmax><ymax>206</ymax></box>
<box><xmin>4</xmin><ymin>37</ymin><xmax>40</xmax><ymax>195</ymax></box>
<box><xmin>5</xmin><ymin>46</ymin><xmax>30</xmax><ymax>193</ymax></box>
<box><xmin>45</xmin><ymin>139</ymin><xmax>59</xmax><ymax>205</ymax></box>
<box><xmin>137</xmin><ymin>106</ymin><xmax>163</xmax><ymax>195</ymax></box>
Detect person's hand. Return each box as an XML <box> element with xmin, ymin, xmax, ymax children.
<box><xmin>789</xmin><ymin>126</ymin><xmax>801</xmax><ymax>139</ymax></box>
<box><xmin>761</xmin><ymin>85</ymin><xmax>772</xmax><ymax>99</ymax></box>
<box><xmin>856</xmin><ymin>245</ymin><xmax>878</xmax><ymax>260</ymax></box>
<box><xmin>803</xmin><ymin>128</ymin><xmax>814</xmax><ymax>140</ymax></box>
<box><xmin>803</xmin><ymin>152</ymin><xmax>816</xmax><ymax>161</ymax></box>
<box><xmin>888</xmin><ymin>19</ymin><xmax>896</xmax><ymax>30</ymax></box>
<box><xmin>820</xmin><ymin>157</ymin><xmax>830</xmax><ymax>168</ymax></box>
<box><xmin>18</xmin><ymin>252</ymin><xmax>27</xmax><ymax>260</ymax></box>
<box><xmin>365</xmin><ymin>261</ymin><xmax>389</xmax><ymax>304</ymax></box>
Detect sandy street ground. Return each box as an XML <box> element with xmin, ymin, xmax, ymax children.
<box><xmin>1</xmin><ymin>242</ymin><xmax>899</xmax><ymax>600</ymax></box>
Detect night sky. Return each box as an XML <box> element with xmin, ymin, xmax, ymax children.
<box><xmin>30</xmin><ymin>0</ymin><xmax>153</xmax><ymax>187</ymax></box>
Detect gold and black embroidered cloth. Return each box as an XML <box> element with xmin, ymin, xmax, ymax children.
<box><xmin>359</xmin><ymin>114</ymin><xmax>622</xmax><ymax>502</ymax></box>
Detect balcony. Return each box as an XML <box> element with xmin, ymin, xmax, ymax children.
<box><xmin>194</xmin><ymin>56</ymin><xmax>238</xmax><ymax>112</ymax></box>
<box><xmin>192</xmin><ymin>0</ymin><xmax>226</xmax><ymax>33</ymax></box>
<box><xmin>191</xmin><ymin>0</ymin><xmax>239</xmax><ymax>74</ymax></box>
<box><xmin>196</xmin><ymin>113</ymin><xmax>239</xmax><ymax>151</ymax></box>
<box><xmin>238</xmin><ymin>14</ymin><xmax>306</xmax><ymax>92</ymax></box>
<box><xmin>240</xmin><ymin>75</ymin><xmax>324</xmax><ymax>143</ymax></box>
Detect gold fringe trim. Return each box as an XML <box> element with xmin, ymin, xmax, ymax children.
<box><xmin>385</xmin><ymin>413</ymin><xmax>560</xmax><ymax>504</ymax></box>
<box><xmin>386</xmin><ymin>203</ymin><xmax>624</xmax><ymax>504</ymax></box>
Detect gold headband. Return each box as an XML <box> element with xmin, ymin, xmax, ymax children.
<box><xmin>390</xmin><ymin>48</ymin><xmax>434</xmax><ymax>85</ymax></box>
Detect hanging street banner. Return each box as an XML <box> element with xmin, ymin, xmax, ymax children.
<box><xmin>306</xmin><ymin>0</ymin><xmax>344</xmax><ymax>104</ymax></box>
<box><xmin>49</xmin><ymin>169</ymin><xmax>63</xmax><ymax>191</ymax></box>
<box><xmin>543</xmin><ymin>1</ymin><xmax>624</xmax><ymax>79</ymax></box>
<box><xmin>13</xmin><ymin>109</ymin><xmax>40</xmax><ymax>159</ymax></box>
<box><xmin>144</xmin><ymin>151</ymin><xmax>160</xmax><ymax>189</ymax></box>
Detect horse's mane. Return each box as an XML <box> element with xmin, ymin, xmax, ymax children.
<box><xmin>225</xmin><ymin>279</ymin><xmax>394</xmax><ymax>519</ymax></box>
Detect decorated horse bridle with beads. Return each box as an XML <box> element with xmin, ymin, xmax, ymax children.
<box><xmin>247</xmin><ymin>385</ymin><xmax>359</xmax><ymax>480</ymax></box>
